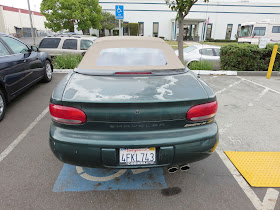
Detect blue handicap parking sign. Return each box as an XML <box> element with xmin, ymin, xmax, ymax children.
<box><xmin>53</xmin><ymin>164</ymin><xmax>167</xmax><ymax>192</ymax></box>
<box><xmin>115</xmin><ymin>5</ymin><xmax>124</xmax><ymax>20</ymax></box>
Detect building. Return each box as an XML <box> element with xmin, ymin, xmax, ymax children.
<box><xmin>98</xmin><ymin>0</ymin><xmax>280</xmax><ymax>41</ymax></box>
<box><xmin>0</xmin><ymin>5</ymin><xmax>47</xmax><ymax>37</ymax></box>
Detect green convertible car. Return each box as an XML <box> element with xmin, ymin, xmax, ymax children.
<box><xmin>49</xmin><ymin>37</ymin><xmax>218</xmax><ymax>172</ymax></box>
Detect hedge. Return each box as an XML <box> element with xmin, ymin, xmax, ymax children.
<box><xmin>206</xmin><ymin>38</ymin><xmax>237</xmax><ymax>42</ymax></box>
<box><xmin>220</xmin><ymin>44</ymin><xmax>280</xmax><ymax>71</ymax></box>
<box><xmin>129</xmin><ymin>23</ymin><xmax>139</xmax><ymax>36</ymax></box>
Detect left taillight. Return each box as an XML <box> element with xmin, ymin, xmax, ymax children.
<box><xmin>187</xmin><ymin>101</ymin><xmax>218</xmax><ymax>122</ymax></box>
<box><xmin>49</xmin><ymin>103</ymin><xmax>86</xmax><ymax>124</ymax></box>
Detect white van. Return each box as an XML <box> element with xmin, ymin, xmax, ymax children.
<box><xmin>238</xmin><ymin>20</ymin><xmax>280</xmax><ymax>44</ymax></box>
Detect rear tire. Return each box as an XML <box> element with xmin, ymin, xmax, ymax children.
<box><xmin>0</xmin><ymin>89</ymin><xmax>6</xmax><ymax>122</ymax></box>
<box><xmin>42</xmin><ymin>60</ymin><xmax>52</xmax><ymax>83</ymax></box>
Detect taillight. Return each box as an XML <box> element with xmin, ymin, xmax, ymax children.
<box><xmin>187</xmin><ymin>101</ymin><xmax>218</xmax><ymax>121</ymax></box>
<box><xmin>49</xmin><ymin>103</ymin><xmax>86</xmax><ymax>124</ymax></box>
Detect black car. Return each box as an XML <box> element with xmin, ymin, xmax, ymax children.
<box><xmin>0</xmin><ymin>33</ymin><xmax>53</xmax><ymax>121</ymax></box>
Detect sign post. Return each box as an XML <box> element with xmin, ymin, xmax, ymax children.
<box><xmin>115</xmin><ymin>5</ymin><xmax>124</xmax><ymax>36</ymax></box>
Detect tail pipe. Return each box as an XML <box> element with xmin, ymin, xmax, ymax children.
<box><xmin>167</xmin><ymin>166</ymin><xmax>178</xmax><ymax>173</ymax></box>
<box><xmin>180</xmin><ymin>164</ymin><xmax>190</xmax><ymax>171</ymax></box>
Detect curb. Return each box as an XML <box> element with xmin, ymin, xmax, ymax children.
<box><xmin>191</xmin><ymin>70</ymin><xmax>237</xmax><ymax>76</ymax></box>
<box><xmin>192</xmin><ymin>70</ymin><xmax>280</xmax><ymax>76</ymax></box>
<box><xmin>53</xmin><ymin>69</ymin><xmax>72</xmax><ymax>73</ymax></box>
<box><xmin>237</xmin><ymin>71</ymin><xmax>280</xmax><ymax>76</ymax></box>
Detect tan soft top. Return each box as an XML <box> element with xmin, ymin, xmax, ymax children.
<box><xmin>77</xmin><ymin>36</ymin><xmax>185</xmax><ymax>71</ymax></box>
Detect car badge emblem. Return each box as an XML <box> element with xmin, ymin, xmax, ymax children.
<box><xmin>136</xmin><ymin>110</ymin><xmax>140</xmax><ymax>114</ymax></box>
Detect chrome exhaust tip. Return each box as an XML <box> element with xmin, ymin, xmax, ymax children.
<box><xmin>167</xmin><ymin>166</ymin><xmax>178</xmax><ymax>173</ymax></box>
<box><xmin>180</xmin><ymin>164</ymin><xmax>190</xmax><ymax>171</ymax></box>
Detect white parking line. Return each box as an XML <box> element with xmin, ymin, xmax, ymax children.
<box><xmin>238</xmin><ymin>77</ymin><xmax>280</xmax><ymax>95</ymax></box>
<box><xmin>0</xmin><ymin>107</ymin><xmax>49</xmax><ymax>163</ymax></box>
<box><xmin>215</xmin><ymin>79</ymin><xmax>243</xmax><ymax>95</ymax></box>
<box><xmin>248</xmin><ymin>88</ymin><xmax>269</xmax><ymax>107</ymax></box>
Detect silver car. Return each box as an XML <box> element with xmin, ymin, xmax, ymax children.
<box><xmin>175</xmin><ymin>44</ymin><xmax>220</xmax><ymax>69</ymax></box>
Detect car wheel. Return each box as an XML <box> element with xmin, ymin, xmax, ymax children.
<box><xmin>0</xmin><ymin>89</ymin><xmax>6</xmax><ymax>122</ymax></box>
<box><xmin>42</xmin><ymin>60</ymin><xmax>52</xmax><ymax>83</ymax></box>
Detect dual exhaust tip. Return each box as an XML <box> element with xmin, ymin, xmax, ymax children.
<box><xmin>167</xmin><ymin>164</ymin><xmax>190</xmax><ymax>173</ymax></box>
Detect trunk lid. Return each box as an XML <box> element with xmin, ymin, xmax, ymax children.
<box><xmin>60</xmin><ymin>72</ymin><xmax>211</xmax><ymax>131</ymax></box>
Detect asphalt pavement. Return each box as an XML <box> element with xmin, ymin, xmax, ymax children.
<box><xmin>0</xmin><ymin>73</ymin><xmax>279</xmax><ymax>209</ymax></box>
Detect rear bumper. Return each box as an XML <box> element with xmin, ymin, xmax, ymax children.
<box><xmin>49</xmin><ymin>122</ymin><xmax>219</xmax><ymax>168</ymax></box>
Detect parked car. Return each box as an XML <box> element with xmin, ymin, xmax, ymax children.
<box><xmin>175</xmin><ymin>44</ymin><xmax>221</xmax><ymax>69</ymax></box>
<box><xmin>0</xmin><ymin>33</ymin><xmax>53</xmax><ymax>121</ymax></box>
<box><xmin>49</xmin><ymin>37</ymin><xmax>218</xmax><ymax>170</ymax></box>
<box><xmin>38</xmin><ymin>35</ymin><xmax>97</xmax><ymax>56</ymax></box>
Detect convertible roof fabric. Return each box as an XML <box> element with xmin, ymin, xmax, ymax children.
<box><xmin>78</xmin><ymin>36</ymin><xmax>185</xmax><ymax>71</ymax></box>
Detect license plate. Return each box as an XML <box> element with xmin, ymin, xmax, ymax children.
<box><xmin>119</xmin><ymin>147</ymin><xmax>156</xmax><ymax>165</ymax></box>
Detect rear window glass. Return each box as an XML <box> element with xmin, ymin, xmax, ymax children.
<box><xmin>80</xmin><ymin>40</ymin><xmax>93</xmax><ymax>50</ymax></box>
<box><xmin>213</xmin><ymin>48</ymin><xmax>220</xmax><ymax>56</ymax></box>
<box><xmin>39</xmin><ymin>38</ymin><xmax>61</xmax><ymax>48</ymax></box>
<box><xmin>96</xmin><ymin>48</ymin><xmax>167</xmax><ymax>66</ymax></box>
<box><xmin>62</xmin><ymin>39</ymin><xmax>77</xmax><ymax>50</ymax></box>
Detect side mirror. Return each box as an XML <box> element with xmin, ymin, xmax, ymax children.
<box><xmin>31</xmin><ymin>45</ymin><xmax>39</xmax><ymax>52</ymax></box>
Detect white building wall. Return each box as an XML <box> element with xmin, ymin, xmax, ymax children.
<box><xmin>99</xmin><ymin>0</ymin><xmax>280</xmax><ymax>40</ymax></box>
<box><xmin>0</xmin><ymin>5</ymin><xmax>47</xmax><ymax>35</ymax></box>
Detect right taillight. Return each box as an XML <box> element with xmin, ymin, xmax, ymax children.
<box><xmin>187</xmin><ymin>101</ymin><xmax>218</xmax><ymax>121</ymax></box>
<box><xmin>49</xmin><ymin>103</ymin><xmax>86</xmax><ymax>124</ymax></box>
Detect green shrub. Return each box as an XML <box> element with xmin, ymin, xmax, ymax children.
<box><xmin>188</xmin><ymin>61</ymin><xmax>214</xmax><ymax>70</ymax></box>
<box><xmin>129</xmin><ymin>23</ymin><xmax>139</xmax><ymax>36</ymax></box>
<box><xmin>206</xmin><ymin>39</ymin><xmax>237</xmax><ymax>43</ymax></box>
<box><xmin>53</xmin><ymin>54</ymin><xmax>83</xmax><ymax>69</ymax></box>
<box><xmin>220</xmin><ymin>43</ymin><xmax>280</xmax><ymax>71</ymax></box>
<box><xmin>159</xmin><ymin>36</ymin><xmax>165</xmax><ymax>40</ymax></box>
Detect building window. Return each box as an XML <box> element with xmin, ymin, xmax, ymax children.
<box><xmin>138</xmin><ymin>22</ymin><xmax>144</xmax><ymax>36</ymax></box>
<box><xmin>206</xmin><ymin>23</ymin><xmax>212</xmax><ymax>40</ymax></box>
<box><xmin>237</xmin><ymin>24</ymin><xmax>241</xmax><ymax>38</ymax></box>
<box><xmin>123</xmin><ymin>22</ymin><xmax>129</xmax><ymax>36</ymax></box>
<box><xmin>153</xmin><ymin>22</ymin><xmax>159</xmax><ymax>37</ymax></box>
<box><xmin>272</xmin><ymin>26</ymin><xmax>280</xmax><ymax>33</ymax></box>
<box><xmin>225</xmin><ymin>24</ymin><xmax>233</xmax><ymax>40</ymax></box>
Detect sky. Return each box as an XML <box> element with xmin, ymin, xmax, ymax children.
<box><xmin>0</xmin><ymin>0</ymin><xmax>43</xmax><ymax>12</ymax></box>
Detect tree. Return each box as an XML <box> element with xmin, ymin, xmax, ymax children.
<box><xmin>41</xmin><ymin>0</ymin><xmax>102</xmax><ymax>34</ymax></box>
<box><xmin>166</xmin><ymin>0</ymin><xmax>209</xmax><ymax>62</ymax></box>
<box><xmin>100</xmin><ymin>11</ymin><xmax>118</xmax><ymax>36</ymax></box>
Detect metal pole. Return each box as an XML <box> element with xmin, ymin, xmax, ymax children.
<box><xmin>119</xmin><ymin>20</ymin><xmax>122</xmax><ymax>36</ymax></box>
<box><xmin>266</xmin><ymin>45</ymin><xmax>279</xmax><ymax>79</ymax></box>
<box><xmin>27</xmin><ymin>0</ymin><xmax>35</xmax><ymax>45</ymax></box>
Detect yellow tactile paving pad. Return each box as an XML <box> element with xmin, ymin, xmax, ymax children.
<box><xmin>225</xmin><ymin>151</ymin><xmax>280</xmax><ymax>187</ymax></box>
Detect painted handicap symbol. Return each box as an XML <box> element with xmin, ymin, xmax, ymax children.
<box><xmin>53</xmin><ymin>164</ymin><xmax>167</xmax><ymax>192</ymax></box>
<box><xmin>76</xmin><ymin>166</ymin><xmax>149</xmax><ymax>182</ymax></box>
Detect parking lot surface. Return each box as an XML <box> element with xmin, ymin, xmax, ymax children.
<box><xmin>0</xmin><ymin>73</ymin><xmax>279</xmax><ymax>209</ymax></box>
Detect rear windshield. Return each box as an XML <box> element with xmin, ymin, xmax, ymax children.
<box><xmin>96</xmin><ymin>48</ymin><xmax>167</xmax><ymax>66</ymax></box>
<box><xmin>39</xmin><ymin>38</ymin><xmax>61</xmax><ymax>48</ymax></box>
